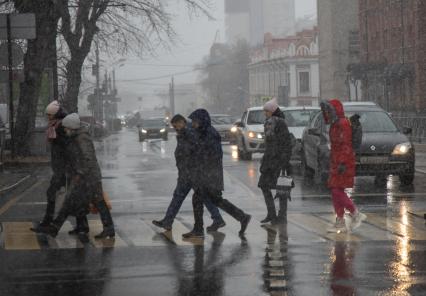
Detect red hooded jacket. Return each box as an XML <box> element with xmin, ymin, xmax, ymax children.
<box><xmin>322</xmin><ymin>99</ymin><xmax>355</xmax><ymax>189</ymax></box>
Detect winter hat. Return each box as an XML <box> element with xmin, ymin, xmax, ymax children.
<box><xmin>62</xmin><ymin>113</ymin><xmax>81</xmax><ymax>130</ymax></box>
<box><xmin>45</xmin><ymin>100</ymin><xmax>60</xmax><ymax>115</ymax></box>
<box><xmin>263</xmin><ymin>97</ymin><xmax>279</xmax><ymax>113</ymax></box>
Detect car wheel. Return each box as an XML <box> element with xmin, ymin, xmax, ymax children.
<box><xmin>301</xmin><ymin>151</ymin><xmax>314</xmax><ymax>180</ymax></box>
<box><xmin>400</xmin><ymin>173</ymin><xmax>414</xmax><ymax>186</ymax></box>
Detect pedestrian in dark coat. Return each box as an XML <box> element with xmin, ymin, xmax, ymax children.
<box><xmin>320</xmin><ymin>99</ymin><xmax>366</xmax><ymax>232</ymax></box>
<box><xmin>152</xmin><ymin>114</ymin><xmax>224</xmax><ymax>232</ymax></box>
<box><xmin>258</xmin><ymin>98</ymin><xmax>293</xmax><ymax>224</ymax></box>
<box><xmin>184</xmin><ymin>109</ymin><xmax>251</xmax><ymax>238</ymax></box>
<box><xmin>40</xmin><ymin>113</ymin><xmax>115</xmax><ymax>239</ymax></box>
<box><xmin>31</xmin><ymin>101</ymin><xmax>69</xmax><ymax>232</ymax></box>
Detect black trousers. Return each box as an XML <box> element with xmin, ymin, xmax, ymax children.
<box><xmin>91</xmin><ymin>182</ymin><xmax>114</xmax><ymax>231</ymax></box>
<box><xmin>192</xmin><ymin>187</ymin><xmax>246</xmax><ymax>231</ymax></box>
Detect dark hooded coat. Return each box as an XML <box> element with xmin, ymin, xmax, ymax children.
<box><xmin>49</xmin><ymin>108</ymin><xmax>69</xmax><ymax>179</ymax></box>
<box><xmin>321</xmin><ymin>99</ymin><xmax>355</xmax><ymax>189</ymax></box>
<box><xmin>189</xmin><ymin>109</ymin><xmax>224</xmax><ymax>191</ymax></box>
<box><xmin>175</xmin><ymin>124</ymin><xmax>197</xmax><ymax>181</ymax></box>
<box><xmin>258</xmin><ymin>108</ymin><xmax>293</xmax><ymax>189</ymax></box>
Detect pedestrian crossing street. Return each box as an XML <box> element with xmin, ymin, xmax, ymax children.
<box><xmin>1</xmin><ymin>211</ymin><xmax>426</xmax><ymax>250</ymax></box>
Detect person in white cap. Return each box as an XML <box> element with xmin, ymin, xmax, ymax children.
<box><xmin>31</xmin><ymin>100</ymin><xmax>71</xmax><ymax>233</ymax></box>
<box><xmin>258</xmin><ymin>98</ymin><xmax>293</xmax><ymax>224</ymax></box>
<box><xmin>40</xmin><ymin>113</ymin><xmax>115</xmax><ymax>239</ymax></box>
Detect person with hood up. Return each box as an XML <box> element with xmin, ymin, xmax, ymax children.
<box><xmin>39</xmin><ymin>113</ymin><xmax>115</xmax><ymax>239</ymax></box>
<box><xmin>185</xmin><ymin>109</ymin><xmax>251</xmax><ymax>238</ymax></box>
<box><xmin>152</xmin><ymin>114</ymin><xmax>225</xmax><ymax>232</ymax></box>
<box><xmin>258</xmin><ymin>98</ymin><xmax>293</xmax><ymax>224</ymax></box>
<box><xmin>320</xmin><ymin>99</ymin><xmax>366</xmax><ymax>232</ymax></box>
<box><xmin>31</xmin><ymin>100</ymin><xmax>70</xmax><ymax>233</ymax></box>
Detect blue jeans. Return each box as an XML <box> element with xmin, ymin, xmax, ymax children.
<box><xmin>163</xmin><ymin>178</ymin><xmax>223</xmax><ymax>225</ymax></box>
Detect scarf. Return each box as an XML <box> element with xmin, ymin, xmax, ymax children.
<box><xmin>46</xmin><ymin>119</ymin><xmax>61</xmax><ymax>142</ymax></box>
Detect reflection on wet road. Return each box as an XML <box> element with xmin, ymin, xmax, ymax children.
<box><xmin>2</xmin><ymin>129</ymin><xmax>426</xmax><ymax>295</ymax></box>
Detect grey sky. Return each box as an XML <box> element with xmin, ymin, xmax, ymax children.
<box><xmin>112</xmin><ymin>0</ymin><xmax>317</xmax><ymax>113</ymax></box>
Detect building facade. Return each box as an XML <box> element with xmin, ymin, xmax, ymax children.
<box><xmin>249</xmin><ymin>28</ymin><xmax>320</xmax><ymax>107</ymax></box>
<box><xmin>318</xmin><ymin>0</ymin><xmax>361</xmax><ymax>101</ymax></box>
<box><xmin>225</xmin><ymin>0</ymin><xmax>296</xmax><ymax>46</ymax></box>
<box><xmin>353</xmin><ymin>0</ymin><xmax>425</xmax><ymax>113</ymax></box>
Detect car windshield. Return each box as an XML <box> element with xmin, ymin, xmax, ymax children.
<box><xmin>247</xmin><ymin>110</ymin><xmax>266</xmax><ymax>125</ymax></box>
<box><xmin>283</xmin><ymin>110</ymin><xmax>318</xmax><ymax>127</ymax></box>
<box><xmin>143</xmin><ymin>119</ymin><xmax>165</xmax><ymax>128</ymax></box>
<box><xmin>211</xmin><ymin>116</ymin><xmax>233</xmax><ymax>125</ymax></box>
<box><xmin>346</xmin><ymin>111</ymin><xmax>398</xmax><ymax>133</ymax></box>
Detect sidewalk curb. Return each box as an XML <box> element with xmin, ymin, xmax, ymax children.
<box><xmin>416</xmin><ymin>168</ymin><xmax>426</xmax><ymax>174</ymax></box>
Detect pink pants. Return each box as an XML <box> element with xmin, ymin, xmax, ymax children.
<box><xmin>331</xmin><ymin>188</ymin><xmax>356</xmax><ymax>218</ymax></box>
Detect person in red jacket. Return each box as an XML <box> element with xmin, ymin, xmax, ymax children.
<box><xmin>320</xmin><ymin>99</ymin><xmax>366</xmax><ymax>232</ymax></box>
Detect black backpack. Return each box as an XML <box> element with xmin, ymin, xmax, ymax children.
<box><xmin>349</xmin><ymin>114</ymin><xmax>362</xmax><ymax>152</ymax></box>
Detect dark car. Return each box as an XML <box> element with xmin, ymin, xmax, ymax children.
<box><xmin>138</xmin><ymin>117</ymin><xmax>168</xmax><ymax>142</ymax></box>
<box><xmin>210</xmin><ymin>114</ymin><xmax>235</xmax><ymax>142</ymax></box>
<box><xmin>301</xmin><ymin>102</ymin><xmax>415</xmax><ymax>186</ymax></box>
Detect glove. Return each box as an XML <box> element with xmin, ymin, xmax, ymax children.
<box><xmin>337</xmin><ymin>163</ymin><xmax>346</xmax><ymax>175</ymax></box>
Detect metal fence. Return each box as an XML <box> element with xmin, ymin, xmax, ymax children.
<box><xmin>393</xmin><ymin>116</ymin><xmax>426</xmax><ymax>143</ymax></box>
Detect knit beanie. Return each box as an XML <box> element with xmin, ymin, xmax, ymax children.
<box><xmin>45</xmin><ymin>100</ymin><xmax>60</xmax><ymax>115</ymax></box>
<box><xmin>263</xmin><ymin>97</ymin><xmax>279</xmax><ymax>113</ymax></box>
<box><xmin>62</xmin><ymin>113</ymin><xmax>81</xmax><ymax>130</ymax></box>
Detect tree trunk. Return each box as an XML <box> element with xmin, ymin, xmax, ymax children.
<box><xmin>14</xmin><ymin>1</ymin><xmax>60</xmax><ymax>156</ymax></box>
<box><xmin>62</xmin><ymin>55</ymin><xmax>86</xmax><ymax>113</ymax></box>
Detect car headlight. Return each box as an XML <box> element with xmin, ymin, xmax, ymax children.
<box><xmin>160</xmin><ymin>128</ymin><xmax>166</xmax><ymax>133</ymax></box>
<box><xmin>392</xmin><ymin>142</ymin><xmax>412</xmax><ymax>155</ymax></box>
<box><xmin>141</xmin><ymin>129</ymin><xmax>147</xmax><ymax>134</ymax></box>
<box><xmin>230</xmin><ymin>126</ymin><xmax>238</xmax><ymax>133</ymax></box>
<box><xmin>257</xmin><ymin>133</ymin><xmax>263</xmax><ymax>139</ymax></box>
<box><xmin>248</xmin><ymin>131</ymin><xmax>256</xmax><ymax>138</ymax></box>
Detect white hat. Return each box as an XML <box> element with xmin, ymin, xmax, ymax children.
<box><xmin>263</xmin><ymin>97</ymin><xmax>279</xmax><ymax>113</ymax></box>
<box><xmin>45</xmin><ymin>100</ymin><xmax>60</xmax><ymax>115</ymax></box>
<box><xmin>62</xmin><ymin>113</ymin><xmax>81</xmax><ymax>130</ymax></box>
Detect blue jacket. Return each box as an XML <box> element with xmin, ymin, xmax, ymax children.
<box><xmin>189</xmin><ymin>109</ymin><xmax>224</xmax><ymax>191</ymax></box>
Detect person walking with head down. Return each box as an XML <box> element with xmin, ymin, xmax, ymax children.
<box><xmin>320</xmin><ymin>99</ymin><xmax>366</xmax><ymax>232</ymax></box>
<box><xmin>258</xmin><ymin>98</ymin><xmax>293</xmax><ymax>225</ymax></box>
<box><xmin>183</xmin><ymin>109</ymin><xmax>251</xmax><ymax>239</ymax></box>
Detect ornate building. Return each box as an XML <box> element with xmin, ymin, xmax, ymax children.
<box><xmin>248</xmin><ymin>28</ymin><xmax>320</xmax><ymax>107</ymax></box>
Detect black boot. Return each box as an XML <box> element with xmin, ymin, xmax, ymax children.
<box><xmin>152</xmin><ymin>219</ymin><xmax>172</xmax><ymax>231</ymax></box>
<box><xmin>30</xmin><ymin>201</ymin><xmax>56</xmax><ymax>233</ymax></box>
<box><xmin>276</xmin><ymin>192</ymin><xmax>288</xmax><ymax>223</ymax></box>
<box><xmin>261</xmin><ymin>188</ymin><xmax>277</xmax><ymax>224</ymax></box>
<box><xmin>239</xmin><ymin>214</ymin><xmax>251</xmax><ymax>236</ymax></box>
<box><xmin>206</xmin><ymin>219</ymin><xmax>226</xmax><ymax>232</ymax></box>
<box><xmin>37</xmin><ymin>224</ymin><xmax>59</xmax><ymax>238</ymax></box>
<box><xmin>182</xmin><ymin>229</ymin><xmax>205</xmax><ymax>239</ymax></box>
<box><xmin>95</xmin><ymin>200</ymin><xmax>115</xmax><ymax>239</ymax></box>
<box><xmin>69</xmin><ymin>216</ymin><xmax>90</xmax><ymax>235</ymax></box>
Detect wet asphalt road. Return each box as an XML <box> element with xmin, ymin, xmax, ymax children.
<box><xmin>2</xmin><ymin>128</ymin><xmax>426</xmax><ymax>295</ymax></box>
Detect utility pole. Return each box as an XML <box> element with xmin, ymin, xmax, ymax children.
<box><xmin>95</xmin><ymin>40</ymin><xmax>102</xmax><ymax>123</ymax></box>
<box><xmin>169</xmin><ymin>76</ymin><xmax>175</xmax><ymax>116</ymax></box>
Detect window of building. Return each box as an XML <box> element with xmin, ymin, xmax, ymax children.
<box><xmin>298</xmin><ymin>71</ymin><xmax>310</xmax><ymax>95</ymax></box>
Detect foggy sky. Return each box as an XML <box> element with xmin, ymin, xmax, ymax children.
<box><xmin>107</xmin><ymin>0</ymin><xmax>317</xmax><ymax>113</ymax></box>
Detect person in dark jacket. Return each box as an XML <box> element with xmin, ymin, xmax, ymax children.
<box><xmin>321</xmin><ymin>99</ymin><xmax>366</xmax><ymax>232</ymax></box>
<box><xmin>152</xmin><ymin>114</ymin><xmax>225</xmax><ymax>232</ymax></box>
<box><xmin>39</xmin><ymin>113</ymin><xmax>115</xmax><ymax>239</ymax></box>
<box><xmin>184</xmin><ymin>109</ymin><xmax>251</xmax><ymax>238</ymax></box>
<box><xmin>258</xmin><ymin>98</ymin><xmax>293</xmax><ymax>224</ymax></box>
<box><xmin>31</xmin><ymin>101</ymin><xmax>69</xmax><ymax>232</ymax></box>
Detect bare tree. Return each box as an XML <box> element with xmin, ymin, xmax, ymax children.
<box><xmin>12</xmin><ymin>0</ymin><xmax>60</xmax><ymax>156</ymax></box>
<box><xmin>57</xmin><ymin>0</ymin><xmax>211</xmax><ymax>113</ymax></box>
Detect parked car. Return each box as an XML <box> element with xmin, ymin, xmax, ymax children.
<box><xmin>282</xmin><ymin>106</ymin><xmax>320</xmax><ymax>160</ymax></box>
<box><xmin>210</xmin><ymin>114</ymin><xmax>235</xmax><ymax>142</ymax></box>
<box><xmin>232</xmin><ymin>106</ymin><xmax>318</xmax><ymax>160</ymax></box>
<box><xmin>301</xmin><ymin>102</ymin><xmax>415</xmax><ymax>186</ymax></box>
<box><xmin>138</xmin><ymin>117</ymin><xmax>168</xmax><ymax>141</ymax></box>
